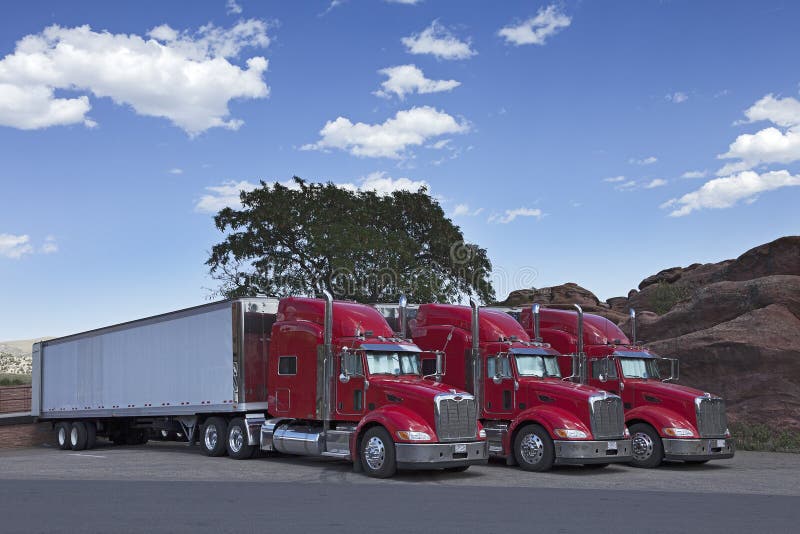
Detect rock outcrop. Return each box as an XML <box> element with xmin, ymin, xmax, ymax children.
<box><xmin>496</xmin><ymin>236</ymin><xmax>800</xmax><ymax>431</ymax></box>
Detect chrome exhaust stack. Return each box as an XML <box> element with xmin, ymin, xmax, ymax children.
<box><xmin>398</xmin><ymin>294</ymin><xmax>408</xmax><ymax>339</ymax></box>
<box><xmin>532</xmin><ymin>303</ymin><xmax>542</xmax><ymax>342</ymax></box>
<box><xmin>629</xmin><ymin>308</ymin><xmax>637</xmax><ymax>345</ymax></box>
<box><xmin>574</xmin><ymin>304</ymin><xmax>587</xmax><ymax>384</ymax></box>
<box><xmin>470</xmin><ymin>298</ymin><xmax>482</xmax><ymax>409</ymax></box>
<box><xmin>322</xmin><ymin>290</ymin><xmax>334</xmax><ymax>440</ymax></box>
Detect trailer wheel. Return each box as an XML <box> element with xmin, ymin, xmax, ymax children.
<box><xmin>513</xmin><ymin>424</ymin><xmax>555</xmax><ymax>472</ymax></box>
<box><xmin>360</xmin><ymin>427</ymin><xmax>396</xmax><ymax>478</ymax></box>
<box><xmin>70</xmin><ymin>422</ymin><xmax>89</xmax><ymax>451</ymax></box>
<box><xmin>226</xmin><ymin>418</ymin><xmax>256</xmax><ymax>460</ymax></box>
<box><xmin>56</xmin><ymin>422</ymin><xmax>71</xmax><ymax>450</ymax></box>
<box><xmin>85</xmin><ymin>421</ymin><xmax>97</xmax><ymax>450</ymax></box>
<box><xmin>629</xmin><ymin>423</ymin><xmax>664</xmax><ymax>468</ymax></box>
<box><xmin>201</xmin><ymin>417</ymin><xmax>228</xmax><ymax>457</ymax></box>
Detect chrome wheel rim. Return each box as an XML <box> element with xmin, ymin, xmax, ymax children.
<box><xmin>70</xmin><ymin>426</ymin><xmax>78</xmax><ymax>447</ymax></box>
<box><xmin>205</xmin><ymin>424</ymin><xmax>218</xmax><ymax>451</ymax></box>
<box><xmin>229</xmin><ymin>427</ymin><xmax>244</xmax><ymax>453</ymax></box>
<box><xmin>58</xmin><ymin>426</ymin><xmax>66</xmax><ymax>447</ymax></box>
<box><xmin>364</xmin><ymin>436</ymin><xmax>386</xmax><ymax>471</ymax></box>
<box><xmin>520</xmin><ymin>433</ymin><xmax>544</xmax><ymax>464</ymax></box>
<box><xmin>632</xmin><ymin>432</ymin><xmax>654</xmax><ymax>461</ymax></box>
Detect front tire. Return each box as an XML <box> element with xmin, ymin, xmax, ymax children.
<box><xmin>629</xmin><ymin>423</ymin><xmax>664</xmax><ymax>468</ymax></box>
<box><xmin>226</xmin><ymin>418</ymin><xmax>255</xmax><ymax>460</ymax></box>
<box><xmin>513</xmin><ymin>424</ymin><xmax>555</xmax><ymax>472</ymax></box>
<box><xmin>360</xmin><ymin>427</ymin><xmax>397</xmax><ymax>478</ymax></box>
<box><xmin>201</xmin><ymin>417</ymin><xmax>228</xmax><ymax>457</ymax></box>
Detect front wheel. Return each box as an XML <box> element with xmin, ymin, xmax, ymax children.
<box><xmin>629</xmin><ymin>423</ymin><xmax>664</xmax><ymax>468</ymax></box>
<box><xmin>513</xmin><ymin>424</ymin><xmax>555</xmax><ymax>472</ymax></box>
<box><xmin>360</xmin><ymin>427</ymin><xmax>397</xmax><ymax>478</ymax></box>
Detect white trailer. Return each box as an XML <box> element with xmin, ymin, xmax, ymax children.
<box><xmin>32</xmin><ymin>298</ymin><xmax>278</xmax><ymax>451</ymax></box>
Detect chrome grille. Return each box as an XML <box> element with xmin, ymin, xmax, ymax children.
<box><xmin>589</xmin><ymin>395</ymin><xmax>625</xmax><ymax>440</ymax></box>
<box><xmin>435</xmin><ymin>394</ymin><xmax>478</xmax><ymax>442</ymax></box>
<box><xmin>696</xmin><ymin>397</ymin><xmax>728</xmax><ymax>438</ymax></box>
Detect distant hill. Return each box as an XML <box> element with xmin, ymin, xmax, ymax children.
<box><xmin>0</xmin><ymin>337</ymin><xmax>53</xmax><ymax>375</ymax></box>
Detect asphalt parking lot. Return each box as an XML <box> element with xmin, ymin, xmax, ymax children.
<box><xmin>1</xmin><ymin>442</ymin><xmax>799</xmax><ymax>533</ymax></box>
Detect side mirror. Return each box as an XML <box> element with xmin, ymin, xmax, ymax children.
<box><xmin>598</xmin><ymin>373</ymin><xmax>608</xmax><ymax>383</ymax></box>
<box><xmin>339</xmin><ymin>372</ymin><xmax>350</xmax><ymax>384</ymax></box>
<box><xmin>492</xmin><ymin>355</ymin><xmax>509</xmax><ymax>384</ymax></box>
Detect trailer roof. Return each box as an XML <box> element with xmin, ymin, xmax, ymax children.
<box><xmin>38</xmin><ymin>297</ymin><xmax>279</xmax><ymax>347</ymax></box>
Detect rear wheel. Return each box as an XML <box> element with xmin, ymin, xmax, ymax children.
<box><xmin>629</xmin><ymin>423</ymin><xmax>664</xmax><ymax>468</ymax></box>
<box><xmin>226</xmin><ymin>418</ymin><xmax>256</xmax><ymax>460</ymax></box>
<box><xmin>69</xmin><ymin>422</ymin><xmax>88</xmax><ymax>451</ymax></box>
<box><xmin>56</xmin><ymin>422</ymin><xmax>71</xmax><ymax>450</ymax></box>
<box><xmin>201</xmin><ymin>417</ymin><xmax>228</xmax><ymax>457</ymax></box>
<box><xmin>360</xmin><ymin>427</ymin><xmax>396</xmax><ymax>478</ymax></box>
<box><xmin>514</xmin><ymin>424</ymin><xmax>555</xmax><ymax>472</ymax></box>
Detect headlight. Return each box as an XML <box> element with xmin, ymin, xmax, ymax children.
<box><xmin>554</xmin><ymin>429</ymin><xmax>588</xmax><ymax>439</ymax></box>
<box><xmin>396</xmin><ymin>431</ymin><xmax>431</xmax><ymax>441</ymax></box>
<box><xmin>663</xmin><ymin>427</ymin><xmax>694</xmax><ymax>437</ymax></box>
<box><xmin>478</xmin><ymin>429</ymin><xmax>486</xmax><ymax>438</ymax></box>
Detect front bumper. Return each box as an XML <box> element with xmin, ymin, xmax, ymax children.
<box><xmin>663</xmin><ymin>437</ymin><xmax>735</xmax><ymax>461</ymax></box>
<box><xmin>554</xmin><ymin>439</ymin><xmax>633</xmax><ymax>465</ymax></box>
<box><xmin>395</xmin><ymin>441</ymin><xmax>488</xmax><ymax>470</ymax></box>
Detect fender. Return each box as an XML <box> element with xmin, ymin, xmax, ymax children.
<box><xmin>350</xmin><ymin>404</ymin><xmax>436</xmax><ymax>456</ymax></box>
<box><xmin>506</xmin><ymin>405</ymin><xmax>592</xmax><ymax>451</ymax></box>
<box><xmin>626</xmin><ymin>405</ymin><xmax>698</xmax><ymax>438</ymax></box>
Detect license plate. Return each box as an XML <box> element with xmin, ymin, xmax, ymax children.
<box><xmin>454</xmin><ymin>444</ymin><xmax>467</xmax><ymax>453</ymax></box>
<box><xmin>607</xmin><ymin>441</ymin><xmax>618</xmax><ymax>450</ymax></box>
<box><xmin>716</xmin><ymin>439</ymin><xmax>726</xmax><ymax>448</ymax></box>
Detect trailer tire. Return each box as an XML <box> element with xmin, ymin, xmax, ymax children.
<box><xmin>70</xmin><ymin>422</ymin><xmax>89</xmax><ymax>451</ymax></box>
<box><xmin>56</xmin><ymin>422</ymin><xmax>71</xmax><ymax>450</ymax></box>
<box><xmin>629</xmin><ymin>423</ymin><xmax>664</xmax><ymax>468</ymax></box>
<box><xmin>226</xmin><ymin>418</ymin><xmax>256</xmax><ymax>460</ymax></box>
<box><xmin>85</xmin><ymin>421</ymin><xmax>97</xmax><ymax>450</ymax></box>
<box><xmin>201</xmin><ymin>417</ymin><xmax>228</xmax><ymax>457</ymax></box>
<box><xmin>513</xmin><ymin>424</ymin><xmax>555</xmax><ymax>472</ymax></box>
<box><xmin>360</xmin><ymin>427</ymin><xmax>396</xmax><ymax>478</ymax></box>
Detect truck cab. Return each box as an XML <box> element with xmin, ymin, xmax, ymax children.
<box><xmin>409</xmin><ymin>301</ymin><xmax>631</xmax><ymax>472</ymax></box>
<box><xmin>253</xmin><ymin>294</ymin><xmax>487</xmax><ymax>477</ymax></box>
<box><xmin>519</xmin><ymin>306</ymin><xmax>735</xmax><ymax>468</ymax></box>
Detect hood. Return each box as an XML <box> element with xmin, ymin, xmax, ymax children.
<box><xmin>625</xmin><ymin>379</ymin><xmax>709</xmax><ymax>402</ymax></box>
<box><xmin>369</xmin><ymin>376</ymin><xmax>470</xmax><ymax>401</ymax></box>
<box><xmin>518</xmin><ymin>377</ymin><xmax>608</xmax><ymax>403</ymax></box>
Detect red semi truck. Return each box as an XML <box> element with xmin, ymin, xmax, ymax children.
<box><xmin>32</xmin><ymin>293</ymin><xmax>487</xmax><ymax>478</ymax></box>
<box><xmin>405</xmin><ymin>301</ymin><xmax>632</xmax><ymax>472</ymax></box>
<box><xmin>518</xmin><ymin>305</ymin><xmax>735</xmax><ymax>468</ymax></box>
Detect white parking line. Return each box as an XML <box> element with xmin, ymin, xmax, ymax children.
<box><xmin>67</xmin><ymin>453</ymin><xmax>106</xmax><ymax>458</ymax></box>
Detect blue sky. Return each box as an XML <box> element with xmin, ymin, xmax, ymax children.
<box><xmin>1</xmin><ymin>0</ymin><xmax>799</xmax><ymax>339</ymax></box>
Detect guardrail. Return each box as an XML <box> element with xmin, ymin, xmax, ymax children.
<box><xmin>0</xmin><ymin>385</ymin><xmax>31</xmax><ymax>415</ymax></box>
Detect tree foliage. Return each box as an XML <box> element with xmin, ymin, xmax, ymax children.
<box><xmin>207</xmin><ymin>177</ymin><xmax>495</xmax><ymax>303</ymax></box>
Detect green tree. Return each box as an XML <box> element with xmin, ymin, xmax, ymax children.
<box><xmin>207</xmin><ymin>177</ymin><xmax>495</xmax><ymax>303</ymax></box>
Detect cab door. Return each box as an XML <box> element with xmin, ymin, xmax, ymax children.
<box><xmin>335</xmin><ymin>351</ymin><xmax>366</xmax><ymax>417</ymax></box>
<box><xmin>484</xmin><ymin>354</ymin><xmax>515</xmax><ymax>416</ymax></box>
<box><xmin>588</xmin><ymin>357</ymin><xmax>622</xmax><ymax>396</ymax></box>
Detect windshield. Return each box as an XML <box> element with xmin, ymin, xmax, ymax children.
<box><xmin>515</xmin><ymin>355</ymin><xmax>561</xmax><ymax>378</ymax></box>
<box><xmin>366</xmin><ymin>351</ymin><xmax>421</xmax><ymax>376</ymax></box>
<box><xmin>619</xmin><ymin>358</ymin><xmax>660</xmax><ymax>379</ymax></box>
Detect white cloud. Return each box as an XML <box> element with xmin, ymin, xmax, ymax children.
<box><xmin>488</xmin><ymin>207</ymin><xmax>543</xmax><ymax>224</ymax></box>
<box><xmin>226</xmin><ymin>0</ymin><xmax>243</xmax><ymax>15</ymax></box>
<box><xmin>0</xmin><ymin>234</ymin><xmax>34</xmax><ymax>259</ymax></box>
<box><xmin>402</xmin><ymin>20</ymin><xmax>476</xmax><ymax>60</ymax></box>
<box><xmin>603</xmin><ymin>175</ymin><xmax>626</xmax><ymax>183</ymax></box>
<box><xmin>0</xmin><ymin>21</ymin><xmax>270</xmax><ymax>135</ymax></box>
<box><xmin>741</xmin><ymin>94</ymin><xmax>800</xmax><ymax>128</ymax></box>
<box><xmin>427</xmin><ymin>139</ymin><xmax>451</xmax><ymax>150</ymax></box>
<box><xmin>615</xmin><ymin>180</ymin><xmax>638</xmax><ymax>191</ymax></box>
<box><xmin>41</xmin><ymin>235</ymin><xmax>58</xmax><ymax>254</ymax></box>
<box><xmin>374</xmin><ymin>64</ymin><xmax>460</xmax><ymax>99</ymax></box>
<box><xmin>302</xmin><ymin>106</ymin><xmax>469</xmax><ymax>159</ymax></box>
<box><xmin>498</xmin><ymin>5</ymin><xmax>571</xmax><ymax>46</ymax></box>
<box><xmin>452</xmin><ymin>204</ymin><xmax>483</xmax><ymax>217</ymax></box>
<box><xmin>169</xmin><ymin>168</ymin><xmax>184</xmax><ymax>175</ymax></box>
<box><xmin>629</xmin><ymin>156</ymin><xmax>658</xmax><ymax>165</ymax></box>
<box><xmin>661</xmin><ymin>170</ymin><xmax>800</xmax><ymax>217</ymax></box>
<box><xmin>196</xmin><ymin>172</ymin><xmax>429</xmax><ymax>213</ymax></box>
<box><xmin>681</xmin><ymin>170</ymin><xmax>707</xmax><ymax>179</ymax></box>
<box><xmin>666</xmin><ymin>92</ymin><xmax>688</xmax><ymax>104</ymax></box>
<box><xmin>386</xmin><ymin>0</ymin><xmax>422</xmax><ymax>4</ymax></box>
<box><xmin>644</xmin><ymin>178</ymin><xmax>667</xmax><ymax>189</ymax></box>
